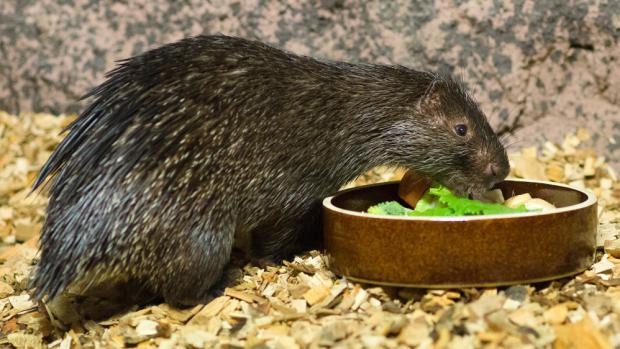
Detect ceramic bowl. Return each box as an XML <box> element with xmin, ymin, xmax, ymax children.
<box><xmin>322</xmin><ymin>179</ymin><xmax>597</xmax><ymax>287</ymax></box>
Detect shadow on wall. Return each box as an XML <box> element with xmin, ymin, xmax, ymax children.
<box><xmin>0</xmin><ymin>0</ymin><xmax>618</xmax><ymax>167</ymax></box>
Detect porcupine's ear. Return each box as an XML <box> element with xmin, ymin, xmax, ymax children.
<box><xmin>417</xmin><ymin>76</ymin><xmax>445</xmax><ymax>116</ymax></box>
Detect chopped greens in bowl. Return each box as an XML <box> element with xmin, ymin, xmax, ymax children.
<box><xmin>367</xmin><ymin>185</ymin><xmax>535</xmax><ymax>217</ymax></box>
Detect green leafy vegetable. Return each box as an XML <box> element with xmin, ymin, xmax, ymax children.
<box><xmin>367</xmin><ymin>184</ymin><xmax>533</xmax><ymax>217</ymax></box>
<box><xmin>367</xmin><ymin>201</ymin><xmax>412</xmax><ymax>216</ymax></box>
<box><xmin>407</xmin><ymin>206</ymin><xmax>454</xmax><ymax>217</ymax></box>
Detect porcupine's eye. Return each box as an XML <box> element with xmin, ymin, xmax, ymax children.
<box><xmin>454</xmin><ymin>124</ymin><xmax>468</xmax><ymax>137</ymax></box>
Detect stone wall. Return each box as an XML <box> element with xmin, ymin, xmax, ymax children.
<box><xmin>1</xmin><ymin>0</ymin><xmax>618</xmax><ymax>168</ymax></box>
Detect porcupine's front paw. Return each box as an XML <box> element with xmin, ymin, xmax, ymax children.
<box><xmin>41</xmin><ymin>276</ymin><xmax>156</xmax><ymax>328</ymax></box>
<box><xmin>251</xmin><ymin>256</ymin><xmax>279</xmax><ymax>269</ymax></box>
<box><xmin>202</xmin><ymin>265</ymin><xmax>244</xmax><ymax>302</ymax></box>
<box><xmin>167</xmin><ymin>264</ymin><xmax>244</xmax><ymax>308</ymax></box>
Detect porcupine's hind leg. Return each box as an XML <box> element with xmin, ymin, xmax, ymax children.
<box><xmin>152</xmin><ymin>215</ymin><xmax>240</xmax><ymax>307</ymax></box>
<box><xmin>35</xmin><ymin>179</ymin><xmax>240</xmax><ymax>309</ymax></box>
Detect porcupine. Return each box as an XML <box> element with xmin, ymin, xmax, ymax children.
<box><xmin>31</xmin><ymin>35</ymin><xmax>509</xmax><ymax>305</ymax></box>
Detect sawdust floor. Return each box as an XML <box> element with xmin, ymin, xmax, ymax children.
<box><xmin>1</xmin><ymin>112</ymin><xmax>620</xmax><ymax>349</ymax></box>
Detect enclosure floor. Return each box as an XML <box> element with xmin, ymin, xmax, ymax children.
<box><xmin>1</xmin><ymin>112</ymin><xmax>619</xmax><ymax>349</ymax></box>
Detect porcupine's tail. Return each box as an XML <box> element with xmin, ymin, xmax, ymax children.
<box><xmin>29</xmin><ymin>55</ymin><xmax>148</xmax><ymax>301</ymax></box>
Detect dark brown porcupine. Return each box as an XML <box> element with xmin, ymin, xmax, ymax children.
<box><xmin>31</xmin><ymin>35</ymin><xmax>509</xmax><ymax>305</ymax></box>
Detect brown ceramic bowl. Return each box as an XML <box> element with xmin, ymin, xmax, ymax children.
<box><xmin>323</xmin><ymin>179</ymin><xmax>597</xmax><ymax>288</ymax></box>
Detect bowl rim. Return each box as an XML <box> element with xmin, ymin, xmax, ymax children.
<box><xmin>323</xmin><ymin>178</ymin><xmax>597</xmax><ymax>222</ymax></box>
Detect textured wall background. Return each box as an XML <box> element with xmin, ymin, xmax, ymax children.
<box><xmin>1</xmin><ymin>0</ymin><xmax>619</xmax><ymax>168</ymax></box>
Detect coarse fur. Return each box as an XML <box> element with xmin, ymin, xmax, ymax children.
<box><xmin>30</xmin><ymin>35</ymin><xmax>509</xmax><ymax>305</ymax></box>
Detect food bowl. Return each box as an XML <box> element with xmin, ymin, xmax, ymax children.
<box><xmin>322</xmin><ymin>179</ymin><xmax>597</xmax><ymax>288</ymax></box>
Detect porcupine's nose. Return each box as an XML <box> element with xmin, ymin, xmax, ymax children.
<box><xmin>484</xmin><ymin>162</ymin><xmax>508</xmax><ymax>188</ymax></box>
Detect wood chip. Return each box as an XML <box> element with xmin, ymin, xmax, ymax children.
<box><xmin>351</xmin><ymin>287</ymin><xmax>369</xmax><ymax>310</ymax></box>
<box><xmin>398</xmin><ymin>321</ymin><xmax>431</xmax><ymax>346</ymax></box>
<box><xmin>159</xmin><ymin>304</ymin><xmax>203</xmax><ymax>323</ymax></box>
<box><xmin>8</xmin><ymin>294</ymin><xmax>35</xmax><ymax>312</ymax></box>
<box><xmin>288</xmin><ymin>284</ymin><xmax>310</xmax><ymax>299</ymax></box>
<box><xmin>469</xmin><ymin>294</ymin><xmax>505</xmax><ymax>318</ymax></box>
<box><xmin>135</xmin><ymin>319</ymin><xmax>159</xmax><ymax>337</ymax></box>
<box><xmin>508</xmin><ymin>308</ymin><xmax>539</xmax><ymax>327</ymax></box>
<box><xmin>58</xmin><ymin>335</ymin><xmax>72</xmax><ymax>349</ymax></box>
<box><xmin>0</xmin><ymin>280</ymin><xmax>14</xmax><ymax>297</ymax></box>
<box><xmin>543</xmin><ymin>303</ymin><xmax>568</xmax><ymax>325</ymax></box>
<box><xmin>319</xmin><ymin>321</ymin><xmax>348</xmax><ymax>345</ymax></box>
<box><xmin>591</xmin><ymin>255</ymin><xmax>615</xmax><ymax>274</ymax></box>
<box><xmin>13</xmin><ymin>221</ymin><xmax>41</xmax><ymax>242</ymax></box>
<box><xmin>515</xmin><ymin>155</ymin><xmax>548</xmax><ymax>180</ymax></box>
<box><xmin>224</xmin><ymin>288</ymin><xmax>256</xmax><ymax>303</ymax></box>
<box><xmin>554</xmin><ymin>317</ymin><xmax>612</xmax><ymax>349</ymax></box>
<box><xmin>546</xmin><ymin>163</ymin><xmax>566</xmax><ymax>182</ymax></box>
<box><xmin>303</xmin><ymin>284</ymin><xmax>330</xmax><ymax>306</ymax></box>
<box><xmin>7</xmin><ymin>333</ymin><xmax>45</xmax><ymax>349</ymax></box>
<box><xmin>178</xmin><ymin>326</ymin><xmax>218</xmax><ymax>348</ymax></box>
<box><xmin>1</xmin><ymin>115</ymin><xmax>620</xmax><ymax>348</ymax></box>
<box><xmin>188</xmin><ymin>296</ymin><xmax>230</xmax><ymax>325</ymax></box>
<box><xmin>290</xmin><ymin>299</ymin><xmax>307</xmax><ymax>314</ymax></box>
<box><xmin>604</xmin><ymin>239</ymin><xmax>620</xmax><ymax>258</ymax></box>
